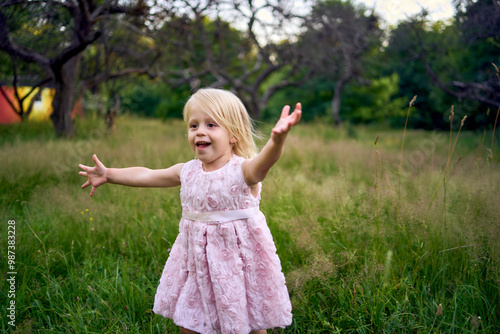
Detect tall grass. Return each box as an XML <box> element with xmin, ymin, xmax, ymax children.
<box><xmin>1</xmin><ymin>114</ymin><xmax>499</xmax><ymax>333</ymax></box>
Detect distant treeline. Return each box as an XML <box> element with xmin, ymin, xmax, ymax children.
<box><xmin>1</xmin><ymin>0</ymin><xmax>498</xmax><ymax>135</ymax></box>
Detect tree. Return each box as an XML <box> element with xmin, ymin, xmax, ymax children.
<box><xmin>0</xmin><ymin>0</ymin><xmax>156</xmax><ymax>136</ymax></box>
<box><xmin>155</xmin><ymin>0</ymin><xmax>308</xmax><ymax>119</ymax></box>
<box><xmin>298</xmin><ymin>0</ymin><xmax>381</xmax><ymax>125</ymax></box>
<box><xmin>414</xmin><ymin>18</ymin><xmax>500</xmax><ymax>115</ymax></box>
<box><xmin>451</xmin><ymin>0</ymin><xmax>500</xmax><ymax>112</ymax></box>
<box><xmin>381</xmin><ymin>18</ymin><xmax>451</xmax><ymax>128</ymax></box>
<box><xmin>455</xmin><ymin>0</ymin><xmax>500</xmax><ymax>44</ymax></box>
<box><xmin>388</xmin><ymin>2</ymin><xmax>500</xmax><ymax>129</ymax></box>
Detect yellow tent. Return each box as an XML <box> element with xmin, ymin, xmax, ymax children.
<box><xmin>16</xmin><ymin>86</ymin><xmax>55</xmax><ymax>121</ymax></box>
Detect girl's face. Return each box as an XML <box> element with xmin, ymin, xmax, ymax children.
<box><xmin>187</xmin><ymin>105</ymin><xmax>235</xmax><ymax>172</ymax></box>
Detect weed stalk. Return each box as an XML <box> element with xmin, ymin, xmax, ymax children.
<box><xmin>374</xmin><ymin>133</ymin><xmax>380</xmax><ymax>227</ymax></box>
<box><xmin>398</xmin><ymin>96</ymin><xmax>417</xmax><ymax>219</ymax></box>
<box><xmin>492</xmin><ymin>63</ymin><xmax>500</xmax><ymax>156</ymax></box>
<box><xmin>443</xmin><ymin>106</ymin><xmax>454</xmax><ymax>228</ymax></box>
<box><xmin>428</xmin><ymin>114</ymin><xmax>467</xmax><ymax>210</ymax></box>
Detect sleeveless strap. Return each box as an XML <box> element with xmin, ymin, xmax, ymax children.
<box><xmin>182</xmin><ymin>206</ymin><xmax>260</xmax><ymax>224</ymax></box>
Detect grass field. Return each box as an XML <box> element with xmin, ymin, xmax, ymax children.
<box><xmin>1</xmin><ymin>113</ymin><xmax>499</xmax><ymax>333</ymax></box>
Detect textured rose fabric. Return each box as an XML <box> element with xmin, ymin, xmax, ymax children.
<box><xmin>153</xmin><ymin>155</ymin><xmax>292</xmax><ymax>333</ymax></box>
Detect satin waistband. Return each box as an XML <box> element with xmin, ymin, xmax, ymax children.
<box><xmin>181</xmin><ymin>206</ymin><xmax>260</xmax><ymax>224</ymax></box>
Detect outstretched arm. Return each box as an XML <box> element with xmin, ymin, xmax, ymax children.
<box><xmin>242</xmin><ymin>103</ymin><xmax>302</xmax><ymax>186</ymax></box>
<box><xmin>79</xmin><ymin>154</ymin><xmax>184</xmax><ymax>197</ymax></box>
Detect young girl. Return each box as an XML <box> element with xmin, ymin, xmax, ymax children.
<box><xmin>79</xmin><ymin>88</ymin><xmax>302</xmax><ymax>334</ymax></box>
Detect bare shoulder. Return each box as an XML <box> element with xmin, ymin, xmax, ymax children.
<box><xmin>153</xmin><ymin>162</ymin><xmax>185</xmax><ymax>187</ymax></box>
<box><xmin>169</xmin><ymin>163</ymin><xmax>185</xmax><ymax>179</ymax></box>
<box><xmin>172</xmin><ymin>162</ymin><xmax>185</xmax><ymax>173</ymax></box>
<box><xmin>241</xmin><ymin>157</ymin><xmax>252</xmax><ymax>174</ymax></box>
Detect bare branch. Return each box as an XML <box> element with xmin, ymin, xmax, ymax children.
<box><xmin>90</xmin><ymin>0</ymin><xmax>114</xmax><ymax>21</ymax></box>
<box><xmin>261</xmin><ymin>66</ymin><xmax>312</xmax><ymax>107</ymax></box>
<box><xmin>82</xmin><ymin>67</ymin><xmax>156</xmax><ymax>92</ymax></box>
<box><xmin>50</xmin><ymin>31</ymin><xmax>102</xmax><ymax>70</ymax></box>
<box><xmin>118</xmin><ymin>18</ymin><xmax>151</xmax><ymax>37</ymax></box>
<box><xmin>166</xmin><ymin>69</ymin><xmax>211</xmax><ymax>88</ymax></box>
<box><xmin>0</xmin><ymin>0</ymin><xmax>74</xmax><ymax>9</ymax></box>
<box><xmin>0</xmin><ymin>12</ymin><xmax>51</xmax><ymax>69</ymax></box>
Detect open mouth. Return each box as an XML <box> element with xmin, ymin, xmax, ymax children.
<box><xmin>196</xmin><ymin>141</ymin><xmax>211</xmax><ymax>148</ymax></box>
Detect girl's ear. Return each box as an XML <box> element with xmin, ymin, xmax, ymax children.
<box><xmin>230</xmin><ymin>136</ymin><xmax>238</xmax><ymax>144</ymax></box>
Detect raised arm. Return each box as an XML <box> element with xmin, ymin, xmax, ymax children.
<box><xmin>242</xmin><ymin>103</ymin><xmax>302</xmax><ymax>186</ymax></box>
<box><xmin>79</xmin><ymin>154</ymin><xmax>184</xmax><ymax>197</ymax></box>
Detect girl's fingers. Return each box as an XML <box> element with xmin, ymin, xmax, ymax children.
<box><xmin>291</xmin><ymin>104</ymin><xmax>302</xmax><ymax>124</ymax></box>
<box><xmin>93</xmin><ymin>154</ymin><xmax>103</xmax><ymax>168</ymax></box>
<box><xmin>90</xmin><ymin>186</ymin><xmax>96</xmax><ymax>197</ymax></box>
<box><xmin>292</xmin><ymin>103</ymin><xmax>302</xmax><ymax>120</ymax></box>
<box><xmin>293</xmin><ymin>109</ymin><xmax>302</xmax><ymax>124</ymax></box>
<box><xmin>81</xmin><ymin>180</ymin><xmax>90</xmax><ymax>189</ymax></box>
<box><xmin>272</xmin><ymin>102</ymin><xmax>302</xmax><ymax>134</ymax></box>
<box><xmin>280</xmin><ymin>105</ymin><xmax>290</xmax><ymax>119</ymax></box>
<box><xmin>79</xmin><ymin>171</ymin><xmax>87</xmax><ymax>177</ymax></box>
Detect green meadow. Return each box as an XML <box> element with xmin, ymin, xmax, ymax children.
<box><xmin>1</xmin><ymin>114</ymin><xmax>499</xmax><ymax>333</ymax></box>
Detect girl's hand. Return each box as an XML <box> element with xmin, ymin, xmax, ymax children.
<box><xmin>79</xmin><ymin>154</ymin><xmax>108</xmax><ymax>197</ymax></box>
<box><xmin>272</xmin><ymin>103</ymin><xmax>302</xmax><ymax>142</ymax></box>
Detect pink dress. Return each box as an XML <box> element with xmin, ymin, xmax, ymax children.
<box><xmin>153</xmin><ymin>155</ymin><xmax>292</xmax><ymax>333</ymax></box>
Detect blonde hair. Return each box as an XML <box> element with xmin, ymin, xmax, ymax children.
<box><xmin>183</xmin><ymin>88</ymin><xmax>258</xmax><ymax>158</ymax></box>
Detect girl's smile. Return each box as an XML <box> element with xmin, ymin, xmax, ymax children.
<box><xmin>187</xmin><ymin>106</ymin><xmax>234</xmax><ymax>171</ymax></box>
<box><xmin>195</xmin><ymin>141</ymin><xmax>211</xmax><ymax>149</ymax></box>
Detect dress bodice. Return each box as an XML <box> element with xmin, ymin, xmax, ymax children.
<box><xmin>180</xmin><ymin>155</ymin><xmax>261</xmax><ymax>213</ymax></box>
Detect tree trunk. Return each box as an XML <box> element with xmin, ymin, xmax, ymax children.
<box><xmin>331</xmin><ymin>79</ymin><xmax>345</xmax><ymax>126</ymax></box>
<box><xmin>246</xmin><ymin>98</ymin><xmax>260</xmax><ymax>120</ymax></box>
<box><xmin>106</xmin><ymin>93</ymin><xmax>120</xmax><ymax>134</ymax></box>
<box><xmin>50</xmin><ymin>56</ymin><xmax>81</xmax><ymax>137</ymax></box>
<box><xmin>238</xmin><ymin>88</ymin><xmax>261</xmax><ymax>120</ymax></box>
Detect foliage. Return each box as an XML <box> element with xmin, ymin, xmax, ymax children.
<box><xmin>381</xmin><ymin>19</ymin><xmax>455</xmax><ymax>129</ymax></box>
<box><xmin>264</xmin><ymin>73</ymin><xmax>408</xmax><ymax>126</ymax></box>
<box><xmin>343</xmin><ymin>73</ymin><xmax>408</xmax><ymax>124</ymax></box>
<box><xmin>119</xmin><ymin>78</ymin><xmax>191</xmax><ymax>119</ymax></box>
<box><xmin>263</xmin><ymin>75</ymin><xmax>334</xmax><ymax>123</ymax></box>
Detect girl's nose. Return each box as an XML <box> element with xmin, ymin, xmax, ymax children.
<box><xmin>196</xmin><ymin>126</ymin><xmax>206</xmax><ymax>136</ymax></box>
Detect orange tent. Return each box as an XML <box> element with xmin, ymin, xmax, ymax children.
<box><xmin>0</xmin><ymin>86</ymin><xmax>21</xmax><ymax>124</ymax></box>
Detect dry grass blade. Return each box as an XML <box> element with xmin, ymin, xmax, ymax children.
<box><xmin>436</xmin><ymin>304</ymin><xmax>443</xmax><ymax>316</ymax></box>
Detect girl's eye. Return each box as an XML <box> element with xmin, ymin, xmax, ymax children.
<box><xmin>189</xmin><ymin>124</ymin><xmax>198</xmax><ymax>129</ymax></box>
<box><xmin>207</xmin><ymin>123</ymin><xmax>216</xmax><ymax>128</ymax></box>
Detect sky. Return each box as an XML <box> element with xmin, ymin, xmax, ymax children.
<box><xmin>356</xmin><ymin>0</ymin><xmax>456</xmax><ymax>26</ymax></box>
<box><xmin>225</xmin><ymin>0</ymin><xmax>457</xmax><ymax>43</ymax></box>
